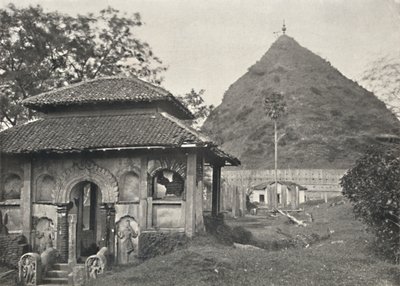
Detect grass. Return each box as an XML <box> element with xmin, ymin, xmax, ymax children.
<box><xmin>0</xmin><ymin>265</ymin><xmax>16</xmax><ymax>286</ymax></box>
<box><xmin>91</xmin><ymin>200</ymin><xmax>400</xmax><ymax>286</ymax></box>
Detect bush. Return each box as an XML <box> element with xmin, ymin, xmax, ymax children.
<box><xmin>341</xmin><ymin>146</ymin><xmax>400</xmax><ymax>263</ymax></box>
<box><xmin>203</xmin><ymin>215</ymin><xmax>254</xmax><ymax>246</ymax></box>
<box><xmin>231</xmin><ymin>226</ymin><xmax>253</xmax><ymax>245</ymax></box>
<box><xmin>246</xmin><ymin>195</ymin><xmax>257</xmax><ymax>212</ymax></box>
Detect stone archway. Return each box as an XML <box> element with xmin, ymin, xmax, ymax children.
<box><xmin>69</xmin><ymin>181</ymin><xmax>102</xmax><ymax>261</ymax></box>
<box><xmin>54</xmin><ymin>160</ymin><xmax>118</xmax><ymax>263</ymax></box>
<box><xmin>56</xmin><ymin>160</ymin><xmax>118</xmax><ymax>204</ymax></box>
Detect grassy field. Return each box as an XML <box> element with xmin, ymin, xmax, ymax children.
<box><xmin>1</xmin><ymin>199</ymin><xmax>398</xmax><ymax>285</ymax></box>
<box><xmin>89</xmin><ymin>199</ymin><xmax>400</xmax><ymax>286</ymax></box>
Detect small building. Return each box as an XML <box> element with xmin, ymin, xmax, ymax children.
<box><xmin>250</xmin><ymin>181</ymin><xmax>306</xmax><ymax>209</ymax></box>
<box><xmin>0</xmin><ymin>77</ymin><xmax>239</xmax><ymax>269</ymax></box>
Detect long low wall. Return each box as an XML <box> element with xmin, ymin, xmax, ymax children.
<box><xmin>222</xmin><ymin>169</ymin><xmax>347</xmax><ymax>193</ymax></box>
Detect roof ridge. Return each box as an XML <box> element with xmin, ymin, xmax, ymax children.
<box><xmin>22</xmin><ymin>76</ymin><xmax>171</xmax><ymax>106</ymax></box>
<box><xmin>159</xmin><ymin>112</ymin><xmax>211</xmax><ymax>144</ymax></box>
<box><xmin>47</xmin><ymin>112</ymin><xmax>156</xmax><ymax>119</ymax></box>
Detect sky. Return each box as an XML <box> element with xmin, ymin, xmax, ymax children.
<box><xmin>1</xmin><ymin>0</ymin><xmax>400</xmax><ymax>106</ymax></box>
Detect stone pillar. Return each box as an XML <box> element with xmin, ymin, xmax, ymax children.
<box><xmin>139</xmin><ymin>156</ymin><xmax>148</xmax><ymax>230</ymax></box>
<box><xmin>106</xmin><ymin>204</ymin><xmax>116</xmax><ymax>260</ymax></box>
<box><xmin>282</xmin><ymin>186</ymin><xmax>287</xmax><ymax>208</ymax></box>
<box><xmin>68</xmin><ymin>214</ymin><xmax>77</xmax><ymax>265</ymax></box>
<box><xmin>98</xmin><ymin>204</ymin><xmax>107</xmax><ymax>248</ymax></box>
<box><xmin>21</xmin><ymin>160</ymin><xmax>32</xmax><ymax>244</ymax></box>
<box><xmin>195</xmin><ymin>155</ymin><xmax>205</xmax><ymax>232</ymax></box>
<box><xmin>146</xmin><ymin>197</ymin><xmax>153</xmax><ymax>228</ymax></box>
<box><xmin>98</xmin><ymin>203</ymin><xmax>116</xmax><ymax>263</ymax></box>
<box><xmin>294</xmin><ymin>186</ymin><xmax>300</xmax><ymax>210</ymax></box>
<box><xmin>211</xmin><ymin>165</ymin><xmax>221</xmax><ymax>217</ymax></box>
<box><xmin>239</xmin><ymin>187</ymin><xmax>245</xmax><ymax>217</ymax></box>
<box><xmin>56</xmin><ymin>204</ymin><xmax>69</xmax><ymax>263</ymax></box>
<box><xmin>231</xmin><ymin>187</ymin><xmax>237</xmax><ymax>217</ymax></box>
<box><xmin>185</xmin><ymin>153</ymin><xmax>197</xmax><ymax>237</ymax></box>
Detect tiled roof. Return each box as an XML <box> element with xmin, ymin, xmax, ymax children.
<box><xmin>252</xmin><ymin>181</ymin><xmax>307</xmax><ymax>190</ymax></box>
<box><xmin>22</xmin><ymin>77</ymin><xmax>193</xmax><ymax>119</ymax></box>
<box><xmin>0</xmin><ymin>113</ymin><xmax>204</xmax><ymax>153</ymax></box>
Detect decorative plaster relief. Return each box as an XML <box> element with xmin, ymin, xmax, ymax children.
<box><xmin>56</xmin><ymin>160</ymin><xmax>118</xmax><ymax>203</ymax></box>
<box><xmin>32</xmin><ymin>217</ymin><xmax>55</xmax><ymax>254</ymax></box>
<box><xmin>18</xmin><ymin>253</ymin><xmax>41</xmax><ymax>285</ymax></box>
<box><xmin>148</xmin><ymin>157</ymin><xmax>186</xmax><ymax>178</ymax></box>
<box><xmin>116</xmin><ymin>216</ymin><xmax>139</xmax><ymax>264</ymax></box>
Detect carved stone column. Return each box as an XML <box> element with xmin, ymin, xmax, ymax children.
<box><xmin>98</xmin><ymin>205</ymin><xmax>107</xmax><ymax>248</ymax></box>
<box><xmin>99</xmin><ymin>204</ymin><xmax>116</xmax><ymax>260</ymax></box>
<box><xmin>68</xmin><ymin>214</ymin><xmax>77</xmax><ymax>265</ymax></box>
<box><xmin>56</xmin><ymin>204</ymin><xmax>69</xmax><ymax>263</ymax></box>
<box><xmin>106</xmin><ymin>204</ymin><xmax>116</xmax><ymax>260</ymax></box>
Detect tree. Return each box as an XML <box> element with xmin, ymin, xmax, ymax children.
<box><xmin>341</xmin><ymin>146</ymin><xmax>400</xmax><ymax>263</ymax></box>
<box><xmin>178</xmin><ymin>89</ymin><xmax>214</xmax><ymax>129</ymax></box>
<box><xmin>0</xmin><ymin>4</ymin><xmax>166</xmax><ymax>129</ymax></box>
<box><xmin>264</xmin><ymin>91</ymin><xmax>286</xmax><ymax>206</ymax></box>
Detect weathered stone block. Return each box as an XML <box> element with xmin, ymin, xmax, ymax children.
<box><xmin>71</xmin><ymin>265</ymin><xmax>86</xmax><ymax>286</ymax></box>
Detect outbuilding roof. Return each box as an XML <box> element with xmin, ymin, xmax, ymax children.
<box><xmin>22</xmin><ymin>76</ymin><xmax>194</xmax><ymax>119</ymax></box>
<box><xmin>252</xmin><ymin>181</ymin><xmax>307</xmax><ymax>190</ymax></box>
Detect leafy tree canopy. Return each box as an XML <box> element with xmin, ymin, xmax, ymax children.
<box><xmin>341</xmin><ymin>146</ymin><xmax>400</xmax><ymax>263</ymax></box>
<box><xmin>0</xmin><ymin>4</ymin><xmax>166</xmax><ymax>128</ymax></box>
<box><xmin>178</xmin><ymin>89</ymin><xmax>214</xmax><ymax>129</ymax></box>
<box><xmin>263</xmin><ymin>91</ymin><xmax>286</xmax><ymax>121</ymax></box>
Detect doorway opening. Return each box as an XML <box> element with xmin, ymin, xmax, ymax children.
<box><xmin>70</xmin><ymin>181</ymin><xmax>102</xmax><ymax>261</ymax></box>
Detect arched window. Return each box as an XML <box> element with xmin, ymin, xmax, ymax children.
<box><xmin>152</xmin><ymin>169</ymin><xmax>184</xmax><ymax>200</ymax></box>
<box><xmin>2</xmin><ymin>174</ymin><xmax>22</xmax><ymax>201</ymax></box>
<box><xmin>36</xmin><ymin>175</ymin><xmax>56</xmax><ymax>202</ymax></box>
<box><xmin>119</xmin><ymin>172</ymin><xmax>140</xmax><ymax>202</ymax></box>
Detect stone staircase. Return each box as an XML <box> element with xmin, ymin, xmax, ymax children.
<box><xmin>40</xmin><ymin>263</ymin><xmax>70</xmax><ymax>285</ymax></box>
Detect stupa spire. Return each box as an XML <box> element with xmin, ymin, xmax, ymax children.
<box><xmin>282</xmin><ymin>19</ymin><xmax>287</xmax><ymax>35</ymax></box>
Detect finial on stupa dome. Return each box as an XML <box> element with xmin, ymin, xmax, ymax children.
<box><xmin>282</xmin><ymin>20</ymin><xmax>287</xmax><ymax>35</ymax></box>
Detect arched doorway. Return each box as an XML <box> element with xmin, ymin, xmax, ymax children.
<box><xmin>69</xmin><ymin>181</ymin><xmax>102</xmax><ymax>261</ymax></box>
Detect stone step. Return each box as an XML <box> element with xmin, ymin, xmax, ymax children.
<box><xmin>42</xmin><ymin>277</ymin><xmax>69</xmax><ymax>285</ymax></box>
<box><xmin>46</xmin><ymin>270</ymin><xmax>69</xmax><ymax>278</ymax></box>
<box><xmin>38</xmin><ymin>284</ymin><xmax>67</xmax><ymax>286</ymax></box>
<box><xmin>52</xmin><ymin>263</ymin><xmax>70</xmax><ymax>271</ymax></box>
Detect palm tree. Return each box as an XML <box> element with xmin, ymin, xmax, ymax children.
<box><xmin>264</xmin><ymin>92</ymin><xmax>286</xmax><ymax>206</ymax></box>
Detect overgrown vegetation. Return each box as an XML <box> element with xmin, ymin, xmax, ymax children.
<box><xmin>177</xmin><ymin>89</ymin><xmax>214</xmax><ymax>129</ymax></box>
<box><xmin>85</xmin><ymin>200</ymin><xmax>400</xmax><ymax>286</ymax></box>
<box><xmin>0</xmin><ymin>4</ymin><xmax>166</xmax><ymax>128</ymax></box>
<box><xmin>341</xmin><ymin>146</ymin><xmax>400</xmax><ymax>263</ymax></box>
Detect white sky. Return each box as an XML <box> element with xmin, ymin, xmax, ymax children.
<box><xmin>1</xmin><ymin>0</ymin><xmax>400</xmax><ymax>106</ymax></box>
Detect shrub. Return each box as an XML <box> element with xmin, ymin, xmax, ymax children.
<box><xmin>203</xmin><ymin>215</ymin><xmax>254</xmax><ymax>245</ymax></box>
<box><xmin>341</xmin><ymin>146</ymin><xmax>400</xmax><ymax>263</ymax></box>
<box><xmin>231</xmin><ymin>226</ymin><xmax>253</xmax><ymax>245</ymax></box>
<box><xmin>246</xmin><ymin>195</ymin><xmax>257</xmax><ymax>212</ymax></box>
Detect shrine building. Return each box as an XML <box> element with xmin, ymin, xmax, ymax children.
<box><xmin>0</xmin><ymin>76</ymin><xmax>239</xmax><ymax>266</ymax></box>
